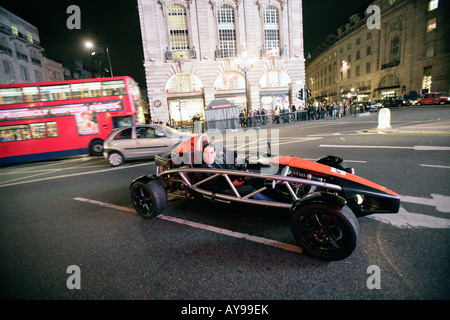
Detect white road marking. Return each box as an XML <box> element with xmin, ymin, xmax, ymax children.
<box><xmin>320</xmin><ymin>144</ymin><xmax>412</xmax><ymax>149</ymax></box>
<box><xmin>420</xmin><ymin>164</ymin><xmax>450</xmax><ymax>169</ymax></box>
<box><xmin>0</xmin><ymin>162</ymin><xmax>153</xmax><ymax>188</ymax></box>
<box><xmin>320</xmin><ymin>144</ymin><xmax>450</xmax><ymax>151</ymax></box>
<box><xmin>73</xmin><ymin>197</ymin><xmax>303</xmax><ymax>254</ymax></box>
<box><xmin>368</xmin><ymin>207</ymin><xmax>450</xmax><ymax>229</ymax></box>
<box><xmin>400</xmin><ymin>194</ymin><xmax>450</xmax><ymax>213</ymax></box>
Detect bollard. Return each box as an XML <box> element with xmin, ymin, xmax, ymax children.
<box><xmin>377</xmin><ymin>108</ymin><xmax>391</xmax><ymax>129</ymax></box>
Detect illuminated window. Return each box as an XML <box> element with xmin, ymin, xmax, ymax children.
<box><xmin>214</xmin><ymin>72</ymin><xmax>245</xmax><ymax>90</ymax></box>
<box><xmin>0</xmin><ymin>88</ymin><xmax>23</xmax><ymax>104</ymax></box>
<box><xmin>259</xmin><ymin>70</ymin><xmax>291</xmax><ymax>88</ymax></box>
<box><xmin>0</xmin><ymin>125</ymin><xmax>31</xmax><ymax>142</ymax></box>
<box><xmin>22</xmin><ymin>86</ymin><xmax>39</xmax><ymax>102</ymax></box>
<box><xmin>427</xmin><ymin>18</ymin><xmax>436</xmax><ymax>32</ymax></box>
<box><xmin>29</xmin><ymin>123</ymin><xmax>47</xmax><ymax>139</ymax></box>
<box><xmin>11</xmin><ymin>23</ymin><xmax>18</xmax><ymax>36</ymax></box>
<box><xmin>428</xmin><ymin>0</ymin><xmax>439</xmax><ymax>11</ymax></box>
<box><xmin>217</xmin><ymin>5</ymin><xmax>236</xmax><ymax>58</ymax></box>
<box><xmin>263</xmin><ymin>7</ymin><xmax>280</xmax><ymax>56</ymax></box>
<box><xmin>166</xmin><ymin>73</ymin><xmax>203</xmax><ymax>93</ymax></box>
<box><xmin>422</xmin><ymin>67</ymin><xmax>432</xmax><ymax>90</ymax></box>
<box><xmin>71</xmin><ymin>82</ymin><xmax>102</xmax><ymax>99</ymax></box>
<box><xmin>46</xmin><ymin>122</ymin><xmax>59</xmax><ymax>137</ymax></box>
<box><xmin>102</xmin><ymin>80</ymin><xmax>126</xmax><ymax>96</ymax></box>
<box><xmin>26</xmin><ymin>31</ymin><xmax>33</xmax><ymax>44</ymax></box>
<box><xmin>168</xmin><ymin>5</ymin><xmax>189</xmax><ymax>59</ymax></box>
<box><xmin>40</xmin><ymin>85</ymin><xmax>71</xmax><ymax>101</ymax></box>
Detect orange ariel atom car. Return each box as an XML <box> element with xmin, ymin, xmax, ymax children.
<box><xmin>130</xmin><ymin>134</ymin><xmax>400</xmax><ymax>261</ymax></box>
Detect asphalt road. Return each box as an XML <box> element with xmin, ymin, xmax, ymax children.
<box><xmin>0</xmin><ymin>106</ymin><xmax>449</xmax><ymax>307</ymax></box>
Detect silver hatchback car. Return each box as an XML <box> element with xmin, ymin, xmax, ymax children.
<box><xmin>103</xmin><ymin>124</ymin><xmax>191</xmax><ymax>166</ymax></box>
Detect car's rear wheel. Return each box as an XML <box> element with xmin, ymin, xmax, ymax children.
<box><xmin>108</xmin><ymin>152</ymin><xmax>124</xmax><ymax>167</ymax></box>
<box><xmin>291</xmin><ymin>203</ymin><xmax>359</xmax><ymax>261</ymax></box>
<box><xmin>130</xmin><ymin>180</ymin><xmax>167</xmax><ymax>219</ymax></box>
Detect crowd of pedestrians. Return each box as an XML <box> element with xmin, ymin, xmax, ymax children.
<box><xmin>238</xmin><ymin>101</ymin><xmax>364</xmax><ymax>127</ymax></box>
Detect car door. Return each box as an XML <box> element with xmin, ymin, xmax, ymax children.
<box><xmin>108</xmin><ymin>127</ymin><xmax>135</xmax><ymax>159</ymax></box>
<box><xmin>133</xmin><ymin>126</ymin><xmax>173</xmax><ymax>158</ymax></box>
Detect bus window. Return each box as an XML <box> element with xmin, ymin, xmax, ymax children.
<box><xmin>40</xmin><ymin>85</ymin><xmax>71</xmax><ymax>101</ymax></box>
<box><xmin>112</xmin><ymin>116</ymin><xmax>132</xmax><ymax>128</ymax></box>
<box><xmin>23</xmin><ymin>86</ymin><xmax>40</xmax><ymax>102</ymax></box>
<box><xmin>46</xmin><ymin>122</ymin><xmax>59</xmax><ymax>137</ymax></box>
<box><xmin>0</xmin><ymin>88</ymin><xmax>23</xmax><ymax>105</ymax></box>
<box><xmin>0</xmin><ymin>125</ymin><xmax>31</xmax><ymax>142</ymax></box>
<box><xmin>71</xmin><ymin>82</ymin><xmax>102</xmax><ymax>99</ymax></box>
<box><xmin>29</xmin><ymin>123</ymin><xmax>47</xmax><ymax>139</ymax></box>
<box><xmin>102</xmin><ymin>80</ymin><xmax>126</xmax><ymax>96</ymax></box>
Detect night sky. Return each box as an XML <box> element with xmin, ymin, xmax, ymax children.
<box><xmin>1</xmin><ymin>0</ymin><xmax>373</xmax><ymax>89</ymax></box>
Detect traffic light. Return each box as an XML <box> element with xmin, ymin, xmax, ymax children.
<box><xmin>297</xmin><ymin>89</ymin><xmax>303</xmax><ymax>100</ymax></box>
<box><xmin>306</xmin><ymin>89</ymin><xmax>311</xmax><ymax>98</ymax></box>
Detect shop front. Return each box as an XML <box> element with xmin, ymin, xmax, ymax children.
<box><xmin>259</xmin><ymin>91</ymin><xmax>291</xmax><ymax>113</ymax></box>
<box><xmin>167</xmin><ymin>97</ymin><xmax>204</xmax><ymax>124</ymax></box>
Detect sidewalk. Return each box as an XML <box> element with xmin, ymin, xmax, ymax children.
<box><xmin>362</xmin><ymin>118</ymin><xmax>450</xmax><ymax>135</ymax></box>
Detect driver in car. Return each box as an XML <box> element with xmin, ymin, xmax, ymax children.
<box><xmin>201</xmin><ymin>143</ymin><xmax>273</xmax><ymax>201</ymax></box>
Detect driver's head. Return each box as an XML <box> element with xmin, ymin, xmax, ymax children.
<box><xmin>203</xmin><ymin>144</ymin><xmax>216</xmax><ymax>165</ymax></box>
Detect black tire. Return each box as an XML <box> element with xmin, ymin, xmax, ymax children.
<box><xmin>130</xmin><ymin>180</ymin><xmax>168</xmax><ymax>219</ymax></box>
<box><xmin>291</xmin><ymin>203</ymin><xmax>359</xmax><ymax>261</ymax></box>
<box><xmin>108</xmin><ymin>152</ymin><xmax>124</xmax><ymax>167</ymax></box>
<box><xmin>89</xmin><ymin>139</ymin><xmax>104</xmax><ymax>156</ymax></box>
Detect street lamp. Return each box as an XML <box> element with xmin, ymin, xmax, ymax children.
<box><xmin>236</xmin><ymin>51</ymin><xmax>256</xmax><ymax>126</ymax></box>
<box><xmin>85</xmin><ymin>41</ymin><xmax>114</xmax><ymax>77</ymax></box>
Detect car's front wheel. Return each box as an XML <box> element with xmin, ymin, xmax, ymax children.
<box><xmin>291</xmin><ymin>203</ymin><xmax>359</xmax><ymax>261</ymax></box>
<box><xmin>130</xmin><ymin>180</ymin><xmax>167</xmax><ymax>219</ymax></box>
<box><xmin>108</xmin><ymin>152</ymin><xmax>124</xmax><ymax>167</ymax></box>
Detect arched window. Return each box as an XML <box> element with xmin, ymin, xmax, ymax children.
<box><xmin>259</xmin><ymin>70</ymin><xmax>291</xmax><ymax>88</ymax></box>
<box><xmin>166</xmin><ymin>73</ymin><xmax>203</xmax><ymax>93</ymax></box>
<box><xmin>217</xmin><ymin>5</ymin><xmax>237</xmax><ymax>58</ymax></box>
<box><xmin>263</xmin><ymin>7</ymin><xmax>280</xmax><ymax>56</ymax></box>
<box><xmin>168</xmin><ymin>5</ymin><xmax>189</xmax><ymax>59</ymax></box>
<box><xmin>379</xmin><ymin>74</ymin><xmax>400</xmax><ymax>88</ymax></box>
<box><xmin>214</xmin><ymin>72</ymin><xmax>245</xmax><ymax>90</ymax></box>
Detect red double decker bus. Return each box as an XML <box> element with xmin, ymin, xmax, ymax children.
<box><xmin>0</xmin><ymin>76</ymin><xmax>146</xmax><ymax>165</ymax></box>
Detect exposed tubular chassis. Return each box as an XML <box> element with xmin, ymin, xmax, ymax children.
<box><xmin>157</xmin><ymin>166</ymin><xmax>343</xmax><ymax>209</ymax></box>
<box><xmin>130</xmin><ymin>135</ymin><xmax>400</xmax><ymax>261</ymax></box>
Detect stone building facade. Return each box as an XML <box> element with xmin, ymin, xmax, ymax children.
<box><xmin>305</xmin><ymin>0</ymin><xmax>449</xmax><ymax>103</ymax></box>
<box><xmin>137</xmin><ymin>0</ymin><xmax>305</xmax><ymax>123</ymax></box>
<box><xmin>0</xmin><ymin>6</ymin><xmax>47</xmax><ymax>85</ymax></box>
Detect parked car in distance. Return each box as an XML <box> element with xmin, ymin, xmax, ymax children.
<box><xmin>382</xmin><ymin>98</ymin><xmax>404</xmax><ymax>107</ymax></box>
<box><xmin>103</xmin><ymin>124</ymin><xmax>192</xmax><ymax>166</ymax></box>
<box><xmin>414</xmin><ymin>92</ymin><xmax>449</xmax><ymax>105</ymax></box>
<box><xmin>364</xmin><ymin>102</ymin><xmax>379</xmax><ymax>112</ymax></box>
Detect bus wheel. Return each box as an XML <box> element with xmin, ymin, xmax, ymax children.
<box><xmin>108</xmin><ymin>152</ymin><xmax>124</xmax><ymax>166</ymax></box>
<box><xmin>89</xmin><ymin>139</ymin><xmax>104</xmax><ymax>156</ymax></box>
